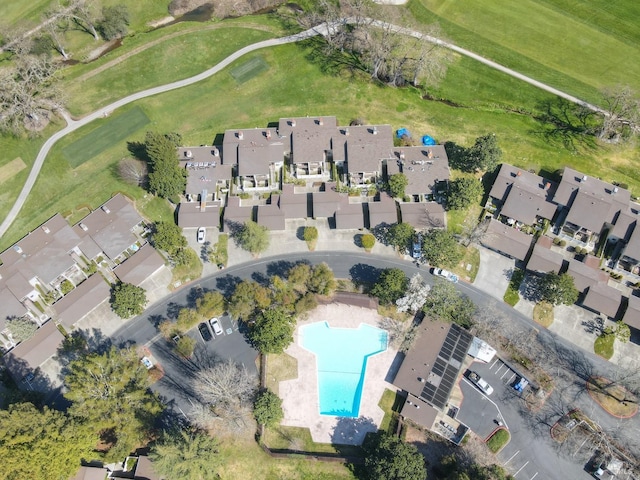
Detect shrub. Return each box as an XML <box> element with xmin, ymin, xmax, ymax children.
<box><xmin>174</xmin><ymin>336</ymin><xmax>196</xmax><ymax>358</ymax></box>
<box><xmin>303</xmin><ymin>226</ymin><xmax>318</xmax><ymax>242</ymax></box>
<box><xmin>559</xmin><ymin>240</ymin><xmax>567</xmax><ymax>247</ymax></box>
<box><xmin>361</xmin><ymin>233</ymin><xmax>376</xmax><ymax>251</ymax></box>
<box><xmin>60</xmin><ymin>280</ymin><xmax>74</xmax><ymax>295</ymax></box>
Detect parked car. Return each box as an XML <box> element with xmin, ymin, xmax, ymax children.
<box><xmin>209</xmin><ymin>317</ymin><xmax>223</xmax><ymax>336</ymax></box>
<box><xmin>433</xmin><ymin>267</ymin><xmax>459</xmax><ymax>283</ymax></box>
<box><xmin>468</xmin><ymin>371</ymin><xmax>494</xmax><ymax>395</ymax></box>
<box><xmin>197</xmin><ymin>227</ymin><xmax>206</xmax><ymax>243</ymax></box>
<box><xmin>198</xmin><ymin>322</ymin><xmax>213</xmax><ymax>342</ymax></box>
<box><xmin>412</xmin><ymin>235</ymin><xmax>422</xmax><ymax>259</ymax></box>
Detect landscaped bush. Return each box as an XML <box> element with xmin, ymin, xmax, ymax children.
<box><xmin>361</xmin><ymin>233</ymin><xmax>376</xmax><ymax>251</ymax></box>
<box><xmin>486</xmin><ymin>428</ymin><xmax>510</xmax><ymax>453</ymax></box>
<box><xmin>553</xmin><ymin>237</ymin><xmax>561</xmax><ymax>245</ymax></box>
<box><xmin>559</xmin><ymin>240</ymin><xmax>567</xmax><ymax>247</ymax></box>
<box><xmin>60</xmin><ymin>280</ymin><xmax>74</xmax><ymax>295</ymax></box>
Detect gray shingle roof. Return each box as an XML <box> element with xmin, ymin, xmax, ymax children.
<box><xmin>394</xmin><ymin>146</ymin><xmax>450</xmax><ymax>197</ymax></box>
<box><xmin>257</xmin><ymin>196</ymin><xmax>286</xmax><ymax>231</ymax></box>
<box><xmin>114</xmin><ymin>243</ymin><xmax>166</xmax><ymax>286</ymax></box>
<box><xmin>399</xmin><ymin>202</ymin><xmax>446</xmax><ymax>230</ymax></box>
<box><xmin>481</xmin><ymin>219</ymin><xmax>533</xmax><ymax>261</ymax></box>
<box><xmin>177</xmin><ymin>201</ymin><xmax>220</xmax><ymax>228</ymax></box>
<box><xmin>368</xmin><ymin>193</ymin><xmax>398</xmax><ymax>229</ymax></box>
<box><xmin>335</xmin><ymin>199</ymin><xmax>364</xmax><ymax>229</ymax></box>
<box><xmin>566</xmin><ymin>258</ymin><xmax>609</xmax><ymax>293</ymax></box>
<box><xmin>623</xmin><ymin>295</ymin><xmax>640</xmax><ymax>330</ymax></box>
<box><xmin>582</xmin><ymin>283</ymin><xmax>623</xmax><ymax>319</ymax></box>
<box><xmin>526</xmin><ymin>238</ymin><xmax>565</xmax><ymax>274</ymax></box>
<box><xmin>53</xmin><ymin>274</ymin><xmax>110</xmax><ymax>329</ymax></box>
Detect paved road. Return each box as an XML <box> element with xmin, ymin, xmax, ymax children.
<box><xmin>109</xmin><ymin>251</ymin><xmax>638</xmax><ymax>472</ymax></box>
<box><xmin>0</xmin><ymin>18</ymin><xmax>608</xmax><ymax>239</ymax></box>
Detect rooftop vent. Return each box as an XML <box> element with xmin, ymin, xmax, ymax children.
<box><xmin>517</xmin><ymin>170</ymin><xmax>522</xmax><ymax>176</ymax></box>
<box><xmin>212</xmin><ymin>147</ymin><xmax>219</xmax><ymax>157</ymax></box>
<box><xmin>291</xmin><ymin>119</ymin><xmax>296</xmax><ymax>127</ymax></box>
<box><xmin>428</xmin><ymin>149</ymin><xmax>434</xmax><ymax>159</ymax></box>
<box><xmin>101</xmin><ymin>205</ymin><xmax>111</xmax><ymax>214</ymax></box>
<box><xmin>613</xmin><ymin>186</ymin><xmax>619</xmax><ymax>194</ymax></box>
<box><xmin>344</xmin><ymin>128</ymin><xmax>349</xmax><ymax>136</ymax></box>
<box><xmin>265</xmin><ymin>130</ymin><xmax>271</xmax><ymax>139</ymax></box>
<box><xmin>545</xmin><ymin>182</ymin><xmax>551</xmax><ymax>190</ymax></box>
<box><xmin>399</xmin><ymin>151</ymin><xmax>405</xmax><ymax>160</ymax></box>
<box><xmin>582</xmin><ymin>175</ymin><xmax>588</xmax><ymax>182</ymax></box>
<box><xmin>79</xmin><ymin>223</ymin><xmax>88</xmax><ymax>232</ymax></box>
<box><xmin>318</xmin><ymin>118</ymin><xmax>323</xmax><ymax>126</ymax></box>
<box><xmin>13</xmin><ymin>245</ymin><xmax>23</xmax><ymax>254</ymax></box>
<box><xmin>42</xmin><ymin>225</ymin><xmax>50</xmax><ymax>234</ymax></box>
<box><xmin>185</xmin><ymin>150</ymin><xmax>193</xmax><ymax>158</ymax></box>
<box><xmin>237</xmin><ymin>131</ymin><xmax>244</xmax><ymax>140</ymax></box>
<box><xmin>372</xmin><ymin>126</ymin><xmax>378</xmax><ymax>135</ymax></box>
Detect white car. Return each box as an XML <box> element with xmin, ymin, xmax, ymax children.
<box><xmin>433</xmin><ymin>267</ymin><xmax>459</xmax><ymax>283</ymax></box>
<box><xmin>469</xmin><ymin>371</ymin><xmax>494</xmax><ymax>395</ymax></box>
<box><xmin>197</xmin><ymin>227</ymin><xmax>206</xmax><ymax>243</ymax></box>
<box><xmin>209</xmin><ymin>317</ymin><xmax>223</xmax><ymax>336</ymax></box>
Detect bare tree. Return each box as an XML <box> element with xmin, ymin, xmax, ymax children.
<box><xmin>396</xmin><ymin>273</ymin><xmax>430</xmax><ymax>313</ymax></box>
<box><xmin>193</xmin><ymin>360</ymin><xmax>257</xmax><ymax>407</ymax></box>
<box><xmin>0</xmin><ymin>54</ymin><xmax>63</xmax><ymax>134</ymax></box>
<box><xmin>598</xmin><ymin>86</ymin><xmax>640</xmax><ymax>142</ymax></box>
<box><xmin>118</xmin><ymin>157</ymin><xmax>148</xmax><ymax>186</ymax></box>
<box><xmin>69</xmin><ymin>0</ymin><xmax>100</xmax><ymax>41</ymax></box>
<box><xmin>43</xmin><ymin>14</ymin><xmax>69</xmax><ymax>59</ymax></box>
<box><xmin>0</xmin><ymin>25</ymin><xmax>33</xmax><ymax>56</ymax></box>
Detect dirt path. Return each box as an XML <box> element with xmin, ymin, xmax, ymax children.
<box><xmin>74</xmin><ymin>22</ymin><xmax>279</xmax><ymax>84</ymax></box>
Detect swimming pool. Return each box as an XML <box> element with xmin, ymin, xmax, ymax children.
<box><xmin>301</xmin><ymin>322</ymin><xmax>388</xmax><ymax>417</ymax></box>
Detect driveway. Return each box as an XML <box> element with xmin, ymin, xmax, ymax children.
<box><xmin>473</xmin><ymin>247</ymin><xmax>514</xmax><ymax>300</ymax></box>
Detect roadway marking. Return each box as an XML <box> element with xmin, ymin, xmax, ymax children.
<box><xmin>461</xmin><ymin>377</ymin><xmax>509</xmax><ymax>430</ymax></box>
<box><xmin>514</xmin><ymin>461</ymin><xmax>529</xmax><ymax>477</ymax></box>
<box><xmin>490</xmin><ymin>358</ymin><xmax>499</xmax><ymax>369</ymax></box>
<box><xmin>495</xmin><ymin>364</ymin><xmax>505</xmax><ymax>375</ymax></box>
<box><xmin>504</xmin><ymin>450</ymin><xmax>520</xmax><ymax>465</ymax></box>
<box><xmin>530</xmin><ymin>473</ymin><xmax>538</xmax><ymax>480</ymax></box>
<box><xmin>501</xmin><ymin>368</ymin><xmax>511</xmax><ymax>380</ymax></box>
<box><xmin>507</xmin><ymin>372</ymin><xmax>517</xmax><ymax>384</ymax></box>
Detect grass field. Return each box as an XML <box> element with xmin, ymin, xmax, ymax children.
<box><xmin>0</xmin><ymin>157</ymin><xmax>26</xmax><ymax>183</ymax></box>
<box><xmin>230</xmin><ymin>56</ymin><xmax>269</xmax><ymax>84</ymax></box>
<box><xmin>405</xmin><ymin>0</ymin><xmax>640</xmax><ymax>103</ymax></box>
<box><xmin>62</xmin><ymin>106</ymin><xmax>150</xmax><ymax>167</ymax></box>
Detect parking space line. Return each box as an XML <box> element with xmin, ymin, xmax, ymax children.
<box><xmin>507</xmin><ymin>372</ymin><xmax>517</xmax><ymax>384</ymax></box>
<box><xmin>490</xmin><ymin>358</ymin><xmax>499</xmax><ymax>369</ymax></box>
<box><xmin>495</xmin><ymin>364</ymin><xmax>505</xmax><ymax>375</ymax></box>
<box><xmin>500</xmin><ymin>368</ymin><xmax>511</xmax><ymax>379</ymax></box>
<box><xmin>461</xmin><ymin>377</ymin><xmax>509</xmax><ymax>430</ymax></box>
<box><xmin>530</xmin><ymin>473</ymin><xmax>538</xmax><ymax>480</ymax></box>
<box><xmin>514</xmin><ymin>461</ymin><xmax>529</xmax><ymax>477</ymax></box>
<box><xmin>504</xmin><ymin>450</ymin><xmax>520</xmax><ymax>465</ymax></box>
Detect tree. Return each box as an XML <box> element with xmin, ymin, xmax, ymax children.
<box><xmin>6</xmin><ymin>317</ymin><xmax>38</xmax><ymax>343</ymax></box>
<box><xmin>150</xmin><ymin>428</ymin><xmax>221</xmax><ymax>480</ymax></box>
<box><xmin>421</xmin><ymin>229</ymin><xmax>463</xmax><ymax>269</ymax></box>
<box><xmin>249</xmin><ymin>307</ymin><xmax>296</xmax><ymax>354</ymax></box>
<box><xmin>370</xmin><ymin>268</ymin><xmax>408</xmax><ymax>305</ymax></box>
<box><xmin>152</xmin><ymin>221</ymin><xmax>187</xmax><ymax>256</ymax></box>
<box><xmin>143</xmin><ymin>131</ymin><xmax>187</xmax><ymax>199</ymax></box>
<box><xmin>253</xmin><ymin>389</ymin><xmax>284</xmax><ymax>426</ymax></box>
<box><xmin>194</xmin><ymin>360</ymin><xmax>256</xmax><ymax>407</ymax></box>
<box><xmin>111</xmin><ymin>282</ymin><xmax>147</xmax><ymax>318</ymax></box>
<box><xmin>598</xmin><ymin>86</ymin><xmax>640</xmax><ymax>142</ymax></box>
<box><xmin>387</xmin><ymin>222</ymin><xmax>415</xmax><ymax>253</ymax></box>
<box><xmin>288</xmin><ymin>263</ymin><xmax>312</xmax><ymax>292</ymax></box>
<box><xmin>396</xmin><ymin>273</ymin><xmax>431</xmax><ymax>313</ymax></box>
<box><xmin>175</xmin><ymin>335</ymin><xmax>196</xmax><ymax>358</ymax></box>
<box><xmin>176</xmin><ymin>307</ymin><xmax>201</xmax><ymax>332</ymax></box>
<box><xmin>98</xmin><ymin>4</ymin><xmax>129</xmax><ymax>40</ymax></box>
<box><xmin>446</xmin><ymin>177</ymin><xmax>483</xmax><ymax>211</ymax></box>
<box><xmin>363</xmin><ymin>432</ymin><xmax>426</xmax><ymax>480</ymax></box>
<box><xmin>361</xmin><ymin>233</ymin><xmax>376</xmax><ymax>251</ymax></box>
<box><xmin>389</xmin><ymin>173</ymin><xmax>408</xmax><ymax>198</ymax></box>
<box><xmin>118</xmin><ymin>157</ymin><xmax>148</xmax><ymax>186</ymax></box>
<box><xmin>538</xmin><ymin>272</ymin><xmax>578</xmax><ymax>306</ymax></box>
<box><xmin>0</xmin><ymin>53</ymin><xmax>62</xmax><ymax>134</ymax></box>
<box><xmin>423</xmin><ymin>281</ymin><xmax>476</xmax><ymax>328</ymax></box>
<box><xmin>236</xmin><ymin>220</ymin><xmax>270</xmax><ymax>255</ymax></box>
<box><xmin>307</xmin><ymin>262</ymin><xmax>337</xmax><ymax>296</ymax></box>
<box><xmin>196</xmin><ymin>291</ymin><xmax>225</xmax><ymax>319</ymax></box>
<box><xmin>64</xmin><ymin>346</ymin><xmax>163</xmax><ymax>461</ymax></box>
<box><xmin>0</xmin><ymin>402</ymin><xmax>94</xmax><ymax>480</ymax></box>
<box><xmin>69</xmin><ymin>0</ymin><xmax>100</xmax><ymax>41</ymax></box>
<box><xmin>227</xmin><ymin>280</ymin><xmax>272</xmax><ymax>320</ymax></box>
<box><xmin>466</xmin><ymin>133</ymin><xmax>502</xmax><ymax>172</ymax></box>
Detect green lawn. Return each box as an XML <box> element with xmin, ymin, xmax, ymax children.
<box><xmin>594</xmin><ymin>332</ymin><xmax>615</xmax><ymax>359</ymax></box>
<box><xmin>486</xmin><ymin>428</ymin><xmax>510</xmax><ymax>453</ymax></box>
<box><xmin>503</xmin><ymin>268</ymin><xmax>525</xmax><ymax>306</ymax></box>
<box><xmin>406</xmin><ymin>0</ymin><xmax>640</xmax><ymax>102</ymax></box>
<box><xmin>63</xmin><ymin>107</ymin><xmax>150</xmax><ymax>167</ymax></box>
<box><xmin>230</xmin><ymin>56</ymin><xmax>270</xmax><ymax>84</ymax></box>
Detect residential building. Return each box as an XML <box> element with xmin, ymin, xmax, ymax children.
<box><xmin>582</xmin><ymin>283</ymin><xmax>625</xmax><ymax>320</ymax></box>
<box><xmin>481</xmin><ymin>218</ymin><xmax>534</xmax><ymax>261</ymax></box>
<box><xmin>399</xmin><ymin>202</ymin><xmax>446</xmax><ymax>230</ymax></box>
<box><xmin>526</xmin><ymin>236</ymin><xmax>565</xmax><ymax>274</ymax></box>
<box><xmin>178</xmin><ymin>145</ymin><xmax>232</xmax><ymax>202</ymax></box>
<box><xmin>368</xmin><ymin>193</ymin><xmax>398</xmax><ymax>229</ymax></box>
<box><xmin>278</xmin><ymin>116</ymin><xmax>337</xmax><ymax>179</ymax></box>
<box><xmin>623</xmin><ymin>295</ymin><xmax>640</xmax><ymax>331</ymax></box>
<box><xmin>566</xmin><ymin>257</ymin><xmax>609</xmax><ymax>294</ymax></box>
<box><xmin>389</xmin><ymin>146</ymin><xmax>450</xmax><ymax>201</ymax></box>
<box><xmin>342</xmin><ymin>125</ymin><xmax>394</xmax><ymax>188</ymax></box>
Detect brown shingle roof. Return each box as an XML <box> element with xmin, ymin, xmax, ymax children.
<box><xmin>134</xmin><ymin>455</ymin><xmax>163</xmax><ymax>480</ymax></box>
<box><xmin>500</xmin><ymin>185</ymin><xmax>557</xmax><ymax>224</ymax></box>
<box><xmin>222</xmin><ymin>128</ymin><xmax>285</xmax><ymax>175</ymax></box>
<box><xmin>71</xmin><ymin>465</ymin><xmax>108</xmax><ymax>480</ymax></box>
<box><xmin>53</xmin><ymin>274</ymin><xmax>110</xmax><ymax>329</ymax></box>
<box><xmin>583</xmin><ymin>283</ymin><xmax>623</xmax><ymax>319</ymax></box>
<box><xmin>335</xmin><ymin>198</ymin><xmax>364</xmax><ymax>229</ymax></box>
<box><xmin>344</xmin><ymin>125</ymin><xmax>394</xmax><ymax>174</ymax></box>
<box><xmin>223</xmin><ymin>196</ymin><xmax>254</xmax><ymax>230</ymax></box>
<box><xmin>177</xmin><ymin>201</ymin><xmax>220</xmax><ymax>228</ymax></box>
<box><xmin>257</xmin><ymin>196</ymin><xmax>286</xmax><ymax>231</ymax></box>
<box><xmin>394</xmin><ymin>146</ymin><xmax>450</xmax><ymax>197</ymax></box>
<box><xmin>399</xmin><ymin>202</ymin><xmax>446</xmax><ymax>230</ymax></box>
<box><xmin>526</xmin><ymin>238</ymin><xmax>565</xmax><ymax>274</ymax></box>
<box><xmin>0</xmin><ymin>288</ymin><xmax>28</xmax><ymax>331</ymax></box>
<box><xmin>279</xmin><ymin>185</ymin><xmax>309</xmax><ymax>219</ymax></box>
<box><xmin>4</xmin><ymin>320</ymin><xmax>64</xmax><ymax>382</ymax></box>
<box><xmin>489</xmin><ymin>164</ymin><xmax>556</xmax><ymax>202</ymax></box>
<box><xmin>610</xmin><ymin>209</ymin><xmax>637</xmax><ymax>241</ymax></box>
<box><xmin>566</xmin><ymin>258</ymin><xmax>609</xmax><ymax>293</ymax></box>
<box><xmin>481</xmin><ymin>219</ymin><xmax>533</xmax><ymax>261</ymax></box>
<box><xmin>565</xmin><ymin>190</ymin><xmax>618</xmax><ymax>233</ymax></box>
<box><xmin>622</xmin><ymin>224</ymin><xmax>640</xmax><ymax>262</ymax></box>
<box><xmin>554</xmin><ymin>167</ymin><xmax>630</xmax><ymax>207</ymax></box>
<box><xmin>368</xmin><ymin>194</ymin><xmax>398</xmax><ymax>229</ymax></box>
<box><xmin>114</xmin><ymin>243</ymin><xmax>166</xmax><ymax>286</ymax></box>
<box><xmin>623</xmin><ymin>295</ymin><xmax>640</xmax><ymax>330</ymax></box>
<box><xmin>312</xmin><ymin>183</ymin><xmax>342</xmax><ymax>218</ymax></box>
<box><xmin>181</xmin><ymin>157</ymin><xmax>232</xmax><ymax>196</ymax></box>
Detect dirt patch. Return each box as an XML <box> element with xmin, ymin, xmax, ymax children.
<box><xmin>147</xmin><ymin>16</ymin><xmax>176</xmax><ymax>28</ymax></box>
<box><xmin>0</xmin><ymin>157</ymin><xmax>27</xmax><ymax>184</ymax></box>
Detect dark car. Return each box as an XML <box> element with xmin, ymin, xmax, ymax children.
<box><xmin>198</xmin><ymin>322</ymin><xmax>213</xmax><ymax>342</ymax></box>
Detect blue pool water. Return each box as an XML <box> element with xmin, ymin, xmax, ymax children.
<box><xmin>301</xmin><ymin>322</ymin><xmax>388</xmax><ymax>417</ymax></box>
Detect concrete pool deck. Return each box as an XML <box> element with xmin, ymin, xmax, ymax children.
<box><xmin>278</xmin><ymin>303</ymin><xmax>400</xmax><ymax>445</ymax></box>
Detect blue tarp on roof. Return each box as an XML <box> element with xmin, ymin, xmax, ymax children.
<box><xmin>422</xmin><ymin>135</ymin><xmax>436</xmax><ymax>146</ymax></box>
<box><xmin>397</xmin><ymin>128</ymin><xmax>411</xmax><ymax>139</ymax></box>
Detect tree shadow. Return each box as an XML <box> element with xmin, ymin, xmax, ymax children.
<box><xmin>200</xmin><ymin>241</ymin><xmax>211</xmax><ymax>263</ymax></box>
<box><xmin>186</xmin><ymin>286</ymin><xmax>205</xmax><ymax>309</ymax></box>
<box><xmin>215</xmin><ymin>274</ymin><xmax>242</xmax><ymax>297</ymax></box>
<box><xmin>126</xmin><ymin>140</ymin><xmax>149</xmax><ymax>162</ymax></box>
<box><xmin>166</xmin><ymin>301</ymin><xmax>183</xmax><ymax>320</ymax></box>
<box><xmin>266</xmin><ymin>260</ymin><xmax>306</xmax><ymax>278</ymax></box>
<box><xmin>331</xmin><ymin>415</ymin><xmax>378</xmax><ymax>447</ymax></box>
<box><xmin>444</xmin><ymin>141</ymin><xmax>470</xmax><ymax>172</ymax></box>
<box><xmin>520</xmin><ymin>275</ymin><xmax>543</xmax><ymax>302</ymax></box>
<box><xmin>349</xmin><ymin>263</ymin><xmax>382</xmax><ymax>288</ymax></box>
<box><xmin>370</xmin><ymin>223</ymin><xmax>391</xmax><ymax>246</ymax></box>
<box><xmin>224</xmin><ymin>220</ymin><xmax>244</xmax><ymax>240</ymax></box>
<box><xmin>148</xmin><ymin>314</ymin><xmax>164</xmax><ymax>329</ymax></box>
<box><xmin>251</xmin><ymin>271</ymin><xmax>270</xmax><ymax>286</ymax></box>
<box><xmin>302</xmin><ymin>35</ymin><xmax>365</xmax><ymax>77</ymax></box>
<box><xmin>353</xmin><ymin>233</ymin><xmax>364</xmax><ymax>248</ymax></box>
<box><xmin>296</xmin><ymin>226</ymin><xmax>306</xmax><ymax>241</ymax></box>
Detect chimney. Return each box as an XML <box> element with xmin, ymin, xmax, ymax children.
<box><xmin>291</xmin><ymin>119</ymin><xmax>296</xmax><ymax>127</ymax></box>
<box><xmin>428</xmin><ymin>149</ymin><xmax>433</xmax><ymax>159</ymax></box>
<box><xmin>613</xmin><ymin>187</ymin><xmax>619</xmax><ymax>194</ymax></box>
<box><xmin>265</xmin><ymin>130</ymin><xmax>271</xmax><ymax>139</ymax></box>
<box><xmin>399</xmin><ymin>151</ymin><xmax>405</xmax><ymax>160</ymax></box>
<box><xmin>318</xmin><ymin>118</ymin><xmax>323</xmax><ymax>126</ymax></box>
<box><xmin>545</xmin><ymin>182</ymin><xmax>551</xmax><ymax>190</ymax></box>
<box><xmin>185</xmin><ymin>150</ymin><xmax>193</xmax><ymax>158</ymax></box>
<box><xmin>79</xmin><ymin>223</ymin><xmax>88</xmax><ymax>232</ymax></box>
<box><xmin>582</xmin><ymin>175</ymin><xmax>587</xmax><ymax>182</ymax></box>
<box><xmin>237</xmin><ymin>131</ymin><xmax>244</xmax><ymax>140</ymax></box>
<box><xmin>42</xmin><ymin>225</ymin><xmax>50</xmax><ymax>234</ymax></box>
<box><xmin>212</xmin><ymin>147</ymin><xmax>219</xmax><ymax>156</ymax></box>
<box><xmin>517</xmin><ymin>170</ymin><xmax>522</xmax><ymax>176</ymax></box>
<box><xmin>372</xmin><ymin>126</ymin><xmax>378</xmax><ymax>135</ymax></box>
<box><xmin>101</xmin><ymin>205</ymin><xmax>110</xmax><ymax>214</ymax></box>
<box><xmin>344</xmin><ymin>128</ymin><xmax>349</xmax><ymax>136</ymax></box>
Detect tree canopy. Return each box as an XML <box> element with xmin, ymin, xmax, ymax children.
<box><xmin>64</xmin><ymin>346</ymin><xmax>163</xmax><ymax>461</ymax></box>
<box><xmin>152</xmin><ymin>221</ymin><xmax>187</xmax><ymax>256</ymax></box>
<box><xmin>370</xmin><ymin>268</ymin><xmax>408</xmax><ymax>305</ymax></box>
<box><xmin>538</xmin><ymin>272</ymin><xmax>578</xmax><ymax>306</ymax></box>
<box><xmin>236</xmin><ymin>220</ymin><xmax>270</xmax><ymax>255</ymax></box>
<box><xmin>196</xmin><ymin>291</ymin><xmax>226</xmax><ymax>319</ymax></box>
<box><xmin>446</xmin><ymin>177</ymin><xmax>483</xmax><ymax>211</ymax></box>
<box><xmin>0</xmin><ymin>402</ymin><xmax>94</xmax><ymax>480</ymax></box>
<box><xmin>421</xmin><ymin>229</ymin><xmax>463</xmax><ymax>269</ymax></box>
<box><xmin>253</xmin><ymin>389</ymin><xmax>284</xmax><ymax>427</ymax></box>
<box><xmin>387</xmin><ymin>222</ymin><xmax>415</xmax><ymax>253</ymax></box>
<box><xmin>467</xmin><ymin>133</ymin><xmax>502</xmax><ymax>172</ymax></box>
<box><xmin>98</xmin><ymin>4</ymin><xmax>130</xmax><ymax>40</ymax></box>
<box><xmin>110</xmin><ymin>281</ymin><xmax>147</xmax><ymax>318</ymax></box>
<box><xmin>150</xmin><ymin>428</ymin><xmax>221</xmax><ymax>480</ymax></box>
<box><xmin>143</xmin><ymin>131</ymin><xmax>187</xmax><ymax>199</ymax></box>
<box><xmin>227</xmin><ymin>280</ymin><xmax>272</xmax><ymax>320</ymax></box>
<box><xmin>423</xmin><ymin>281</ymin><xmax>476</xmax><ymax>328</ymax></box>
<box><xmin>249</xmin><ymin>307</ymin><xmax>296</xmax><ymax>354</ymax></box>
<box><xmin>389</xmin><ymin>173</ymin><xmax>408</xmax><ymax>198</ymax></box>
<box><xmin>363</xmin><ymin>432</ymin><xmax>427</xmax><ymax>480</ymax></box>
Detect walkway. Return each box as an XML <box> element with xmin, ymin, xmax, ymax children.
<box><xmin>0</xmin><ymin>18</ymin><xmax>609</xmax><ymax>239</ymax></box>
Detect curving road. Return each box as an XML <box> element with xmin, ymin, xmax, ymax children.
<box><xmin>113</xmin><ymin>251</ymin><xmax>638</xmax><ymax>478</ymax></box>
<box><xmin>0</xmin><ymin>18</ymin><xmax>606</xmax><ymax>239</ymax></box>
